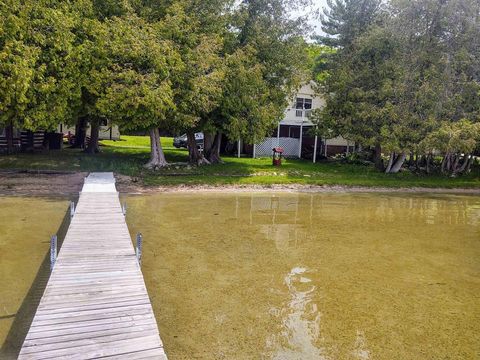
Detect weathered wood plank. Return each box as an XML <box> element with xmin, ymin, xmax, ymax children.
<box><xmin>23</xmin><ymin>324</ymin><xmax>159</xmax><ymax>348</ymax></box>
<box><xmin>20</xmin><ymin>335</ymin><xmax>164</xmax><ymax>359</ymax></box>
<box><xmin>27</xmin><ymin>314</ymin><xmax>156</xmax><ymax>334</ymax></box>
<box><xmin>25</xmin><ymin>317</ymin><xmax>157</xmax><ymax>340</ymax></box>
<box><xmin>19</xmin><ymin>172</ymin><xmax>167</xmax><ymax>359</ymax></box>
<box><xmin>36</xmin><ymin>299</ymin><xmax>151</xmax><ymax>314</ymax></box>
<box><xmin>20</xmin><ymin>330</ymin><xmax>161</xmax><ymax>354</ymax></box>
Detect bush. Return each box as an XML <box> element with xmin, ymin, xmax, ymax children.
<box><xmin>332</xmin><ymin>151</ymin><xmax>373</xmax><ymax>166</ymax></box>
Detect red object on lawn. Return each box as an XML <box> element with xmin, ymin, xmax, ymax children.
<box><xmin>272</xmin><ymin>147</ymin><xmax>284</xmax><ymax>166</ymax></box>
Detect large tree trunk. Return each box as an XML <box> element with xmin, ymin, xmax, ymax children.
<box><xmin>387</xmin><ymin>152</ymin><xmax>407</xmax><ymax>173</ymax></box>
<box><xmin>187</xmin><ymin>132</ymin><xmax>210</xmax><ymax>165</ymax></box>
<box><xmin>451</xmin><ymin>154</ymin><xmax>460</xmax><ymax>173</ymax></box>
<box><xmin>425</xmin><ymin>154</ymin><xmax>431</xmax><ymax>174</ymax></box>
<box><xmin>446</xmin><ymin>153</ymin><xmax>452</xmax><ymax>173</ymax></box>
<box><xmin>384</xmin><ymin>152</ymin><xmax>395</xmax><ymax>173</ymax></box>
<box><xmin>203</xmin><ymin>132</ymin><xmax>214</xmax><ymax>158</ymax></box>
<box><xmin>441</xmin><ymin>153</ymin><xmax>450</xmax><ymax>174</ymax></box>
<box><xmin>465</xmin><ymin>155</ymin><xmax>474</xmax><ymax>173</ymax></box>
<box><xmin>145</xmin><ymin>127</ymin><xmax>168</xmax><ymax>169</ymax></box>
<box><xmin>85</xmin><ymin>118</ymin><xmax>100</xmax><ymax>154</ymax></box>
<box><xmin>441</xmin><ymin>152</ymin><xmax>474</xmax><ymax>176</ymax></box>
<box><xmin>72</xmin><ymin>116</ymin><xmax>87</xmax><ymax>148</ymax></box>
<box><xmin>205</xmin><ymin>132</ymin><xmax>223</xmax><ymax>164</ymax></box>
<box><xmin>455</xmin><ymin>154</ymin><xmax>471</xmax><ymax>174</ymax></box>
<box><xmin>5</xmin><ymin>122</ymin><xmax>14</xmax><ymax>154</ymax></box>
<box><xmin>373</xmin><ymin>143</ymin><xmax>384</xmax><ymax>171</ymax></box>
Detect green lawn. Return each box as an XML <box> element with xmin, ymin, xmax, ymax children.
<box><xmin>0</xmin><ymin>135</ymin><xmax>479</xmax><ymax>189</ymax></box>
<box><xmin>102</xmin><ymin>135</ymin><xmax>174</xmax><ymax>149</ymax></box>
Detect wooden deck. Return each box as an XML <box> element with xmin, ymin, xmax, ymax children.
<box><xmin>18</xmin><ymin>173</ymin><xmax>167</xmax><ymax>359</ymax></box>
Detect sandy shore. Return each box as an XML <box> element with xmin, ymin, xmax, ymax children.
<box><xmin>0</xmin><ymin>170</ymin><xmax>479</xmax><ymax>196</ymax></box>
<box><xmin>0</xmin><ymin>171</ymin><xmax>87</xmax><ymax>196</ymax></box>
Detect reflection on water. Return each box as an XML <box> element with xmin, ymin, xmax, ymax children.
<box><xmin>352</xmin><ymin>330</ymin><xmax>370</xmax><ymax>360</ymax></box>
<box><xmin>268</xmin><ymin>266</ymin><xmax>326</xmax><ymax>360</ymax></box>
<box><xmin>0</xmin><ymin>197</ymin><xmax>69</xmax><ymax>359</ymax></box>
<box><xmin>124</xmin><ymin>192</ymin><xmax>480</xmax><ymax>359</ymax></box>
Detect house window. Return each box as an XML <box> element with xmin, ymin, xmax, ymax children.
<box><xmin>295</xmin><ymin>98</ymin><xmax>312</xmax><ymax>116</ymax></box>
<box><xmin>304</xmin><ymin>99</ymin><xmax>312</xmax><ymax>109</ymax></box>
<box><xmin>100</xmin><ymin>119</ymin><xmax>108</xmax><ymax>127</ymax></box>
<box><xmin>296</xmin><ymin>109</ymin><xmax>312</xmax><ymax>118</ymax></box>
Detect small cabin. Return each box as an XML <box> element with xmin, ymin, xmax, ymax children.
<box><xmin>58</xmin><ymin>119</ymin><xmax>120</xmax><ymax>141</ymax></box>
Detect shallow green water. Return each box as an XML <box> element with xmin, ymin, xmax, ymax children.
<box><xmin>0</xmin><ymin>196</ymin><xmax>70</xmax><ymax>358</ymax></box>
<box><xmin>124</xmin><ymin>192</ymin><xmax>480</xmax><ymax>360</ymax></box>
<box><xmin>0</xmin><ymin>193</ymin><xmax>479</xmax><ymax>359</ymax></box>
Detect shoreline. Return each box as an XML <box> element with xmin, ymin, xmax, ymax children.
<box><xmin>123</xmin><ymin>184</ymin><xmax>480</xmax><ymax>195</ymax></box>
<box><xmin>0</xmin><ymin>171</ymin><xmax>479</xmax><ymax>196</ymax></box>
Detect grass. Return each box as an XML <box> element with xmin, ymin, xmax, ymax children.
<box><xmin>102</xmin><ymin>135</ymin><xmax>165</xmax><ymax>148</ymax></box>
<box><xmin>0</xmin><ymin>135</ymin><xmax>479</xmax><ymax>189</ymax></box>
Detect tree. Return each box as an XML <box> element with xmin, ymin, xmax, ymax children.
<box><xmin>314</xmin><ymin>0</ymin><xmax>387</xmax><ymax>169</ymax></box>
<box><xmin>198</xmin><ymin>0</ymin><xmax>309</xmax><ymax>164</ymax></box>
<box><xmin>390</xmin><ymin>0</ymin><xmax>480</xmax><ymax>172</ymax></box>
<box><xmin>308</xmin><ymin>45</ymin><xmax>338</xmax><ymax>150</ymax></box>
<box><xmin>421</xmin><ymin>120</ymin><xmax>480</xmax><ymax>175</ymax></box>
<box><xmin>307</xmin><ymin>44</ymin><xmax>336</xmax><ymax>83</ymax></box>
<box><xmin>314</xmin><ymin>24</ymin><xmax>401</xmax><ymax>171</ymax></box>
<box><xmin>316</xmin><ymin>0</ymin><xmax>383</xmax><ymax>49</ymax></box>
<box><xmin>95</xmin><ymin>15</ymin><xmax>181</xmax><ymax>168</ymax></box>
<box><xmin>0</xmin><ymin>0</ymin><xmax>80</xmax><ymax>153</ymax></box>
<box><xmin>158</xmin><ymin>1</ymin><xmax>226</xmax><ymax>165</ymax></box>
<box><xmin>214</xmin><ymin>46</ymin><xmax>284</xmax><ymax>149</ymax></box>
<box><xmin>70</xmin><ymin>15</ymin><xmax>109</xmax><ymax>154</ymax></box>
<box><xmin>315</xmin><ymin>0</ymin><xmax>479</xmax><ymax>175</ymax></box>
<box><xmin>70</xmin><ymin>0</ymin><xmax>141</xmax><ymax>153</ymax></box>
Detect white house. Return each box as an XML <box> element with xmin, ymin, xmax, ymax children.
<box><xmin>251</xmin><ymin>82</ymin><xmax>353</xmax><ymax>161</ymax></box>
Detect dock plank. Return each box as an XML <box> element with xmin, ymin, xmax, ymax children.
<box><xmin>19</xmin><ymin>172</ymin><xmax>167</xmax><ymax>359</ymax></box>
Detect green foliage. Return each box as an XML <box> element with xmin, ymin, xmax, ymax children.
<box><xmin>307</xmin><ymin>43</ymin><xmax>336</xmax><ymax>83</ymax></box>
<box><xmin>315</xmin><ymin>0</ymin><xmax>480</xmax><ymax>173</ymax></box>
<box><xmin>313</xmin><ymin>24</ymin><xmax>401</xmax><ymax>148</ymax></box>
<box><xmin>157</xmin><ymin>1</ymin><xmax>226</xmax><ymax>134</ymax></box>
<box><xmin>0</xmin><ymin>0</ymin><xmax>310</xmax><ymax>166</ymax></box>
<box><xmin>216</xmin><ymin>0</ymin><xmax>309</xmax><ymax>143</ymax></box>
<box><xmin>421</xmin><ymin>120</ymin><xmax>480</xmax><ymax>155</ymax></box>
<box><xmin>0</xmin><ymin>0</ymin><xmax>80</xmax><ymax>131</ymax></box>
<box><xmin>95</xmin><ymin>15</ymin><xmax>180</xmax><ymax>132</ymax></box>
<box><xmin>316</xmin><ymin>0</ymin><xmax>383</xmax><ymax>48</ymax></box>
<box><xmin>217</xmin><ymin>46</ymin><xmax>277</xmax><ymax>143</ymax></box>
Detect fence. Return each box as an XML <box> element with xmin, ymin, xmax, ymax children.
<box><xmin>254</xmin><ymin>137</ymin><xmax>300</xmax><ymax>158</ymax></box>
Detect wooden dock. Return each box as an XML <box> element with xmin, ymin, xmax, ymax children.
<box><xmin>18</xmin><ymin>172</ymin><xmax>167</xmax><ymax>359</ymax></box>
